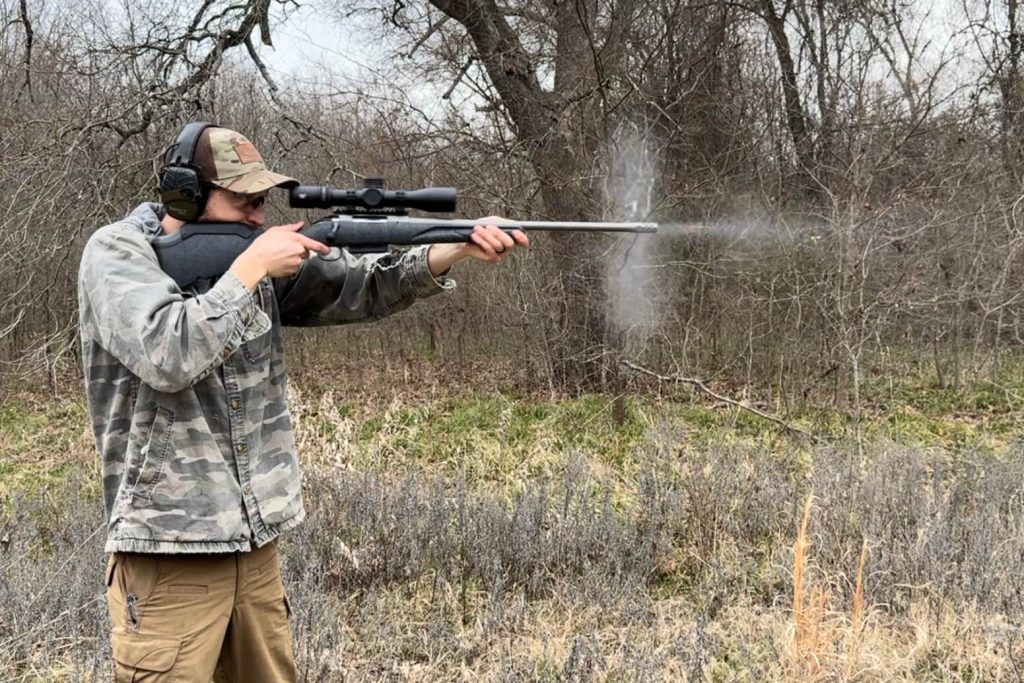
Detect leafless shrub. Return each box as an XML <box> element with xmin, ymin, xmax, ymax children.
<box><xmin>5</xmin><ymin>0</ymin><xmax>1024</xmax><ymax>400</ymax></box>
<box><xmin>0</xmin><ymin>473</ymin><xmax>107</xmax><ymax>680</ymax></box>
<box><xmin>3</xmin><ymin>431</ymin><xmax>1023</xmax><ymax>679</ymax></box>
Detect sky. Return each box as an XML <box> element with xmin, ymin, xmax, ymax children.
<box><xmin>248</xmin><ymin>0</ymin><xmax>991</xmax><ymax>122</ymax></box>
<box><xmin>248</xmin><ymin>2</ymin><xmax>457</xmax><ymax>121</ymax></box>
<box><xmin>253</xmin><ymin>4</ymin><xmax>382</xmax><ymax>81</ymax></box>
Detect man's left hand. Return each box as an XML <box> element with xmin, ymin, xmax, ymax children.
<box><xmin>427</xmin><ymin>217</ymin><xmax>530</xmax><ymax>276</ymax></box>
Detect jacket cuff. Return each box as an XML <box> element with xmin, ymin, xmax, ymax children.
<box><xmin>206</xmin><ymin>272</ymin><xmax>272</xmax><ymax>345</ymax></box>
<box><xmin>405</xmin><ymin>245</ymin><xmax>456</xmax><ymax>297</ymax></box>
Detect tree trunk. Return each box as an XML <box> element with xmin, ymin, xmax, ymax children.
<box><xmin>759</xmin><ymin>0</ymin><xmax>817</xmax><ymax>191</ymax></box>
<box><xmin>1001</xmin><ymin>0</ymin><xmax>1024</xmax><ymax>180</ymax></box>
<box><xmin>428</xmin><ymin>0</ymin><xmax>611</xmax><ymax>391</ymax></box>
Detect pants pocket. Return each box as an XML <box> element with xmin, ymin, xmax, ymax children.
<box><xmin>105</xmin><ymin>554</ymin><xmax>118</xmax><ymax>588</ymax></box>
<box><xmin>108</xmin><ymin>553</ymin><xmax>163</xmax><ymax>633</ymax></box>
<box><xmin>111</xmin><ymin>629</ymin><xmax>182</xmax><ymax>680</ymax></box>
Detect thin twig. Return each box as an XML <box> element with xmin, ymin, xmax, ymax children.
<box><xmin>405</xmin><ymin>15</ymin><xmax>449</xmax><ymax>58</ymax></box>
<box><xmin>21</xmin><ymin>523</ymin><xmax>105</xmax><ymax>614</ymax></box>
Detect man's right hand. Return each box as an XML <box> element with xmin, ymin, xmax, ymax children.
<box><xmin>228</xmin><ymin>222</ymin><xmax>330</xmax><ymax>291</ymax></box>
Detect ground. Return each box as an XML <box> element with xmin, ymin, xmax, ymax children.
<box><xmin>2</xmin><ymin>365</ymin><xmax>1023</xmax><ymax>681</ymax></box>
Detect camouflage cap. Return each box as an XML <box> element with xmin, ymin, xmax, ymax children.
<box><xmin>194</xmin><ymin>127</ymin><xmax>298</xmax><ymax>194</ymax></box>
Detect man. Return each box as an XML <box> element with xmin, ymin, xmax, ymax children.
<box><xmin>77</xmin><ymin>124</ymin><xmax>527</xmax><ymax>681</ymax></box>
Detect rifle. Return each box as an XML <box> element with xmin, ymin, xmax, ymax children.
<box><xmin>153</xmin><ymin>178</ymin><xmax>658</xmax><ymax>289</ymax></box>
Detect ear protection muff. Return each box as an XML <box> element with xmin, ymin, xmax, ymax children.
<box><xmin>158</xmin><ymin>121</ymin><xmax>215</xmax><ymax>222</ymax></box>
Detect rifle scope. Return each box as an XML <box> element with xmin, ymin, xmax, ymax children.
<box><xmin>289</xmin><ymin>180</ymin><xmax>457</xmax><ymax>213</ymax></box>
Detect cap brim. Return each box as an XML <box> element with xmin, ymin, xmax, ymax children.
<box><xmin>210</xmin><ymin>170</ymin><xmax>299</xmax><ymax>194</ymax></box>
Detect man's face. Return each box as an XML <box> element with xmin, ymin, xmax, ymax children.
<box><xmin>201</xmin><ymin>187</ymin><xmax>268</xmax><ymax>228</ymax></box>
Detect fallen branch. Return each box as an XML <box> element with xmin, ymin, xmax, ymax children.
<box><xmin>621</xmin><ymin>360</ymin><xmax>824</xmax><ymax>443</ymax></box>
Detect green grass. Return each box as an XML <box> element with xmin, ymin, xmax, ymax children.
<box><xmin>0</xmin><ymin>396</ymin><xmax>89</xmax><ymax>460</ymax></box>
<box><xmin>0</xmin><ymin>395</ymin><xmax>96</xmax><ymax>510</ymax></box>
<box><xmin>351</xmin><ymin>393</ymin><xmax>649</xmax><ymax>482</ymax></box>
<box><xmin>4</xmin><ymin>366</ymin><xmax>1023</xmax><ymax>507</ymax></box>
<box><xmin>858</xmin><ymin>360</ymin><xmax>1024</xmax><ymax>417</ymax></box>
<box><xmin>0</xmin><ymin>459</ymin><xmax>95</xmax><ymax>497</ymax></box>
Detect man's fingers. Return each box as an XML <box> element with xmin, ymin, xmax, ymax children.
<box><xmin>512</xmin><ymin>229</ymin><xmax>530</xmax><ymax>247</ymax></box>
<box><xmin>296</xmin><ymin>235</ymin><xmax>331</xmax><ymax>254</ymax></box>
<box><xmin>462</xmin><ymin>243</ymin><xmax>489</xmax><ymax>260</ymax></box>
<box><xmin>475</xmin><ymin>226</ymin><xmax>507</xmax><ymax>254</ymax></box>
<box><xmin>482</xmin><ymin>226</ymin><xmax>515</xmax><ymax>250</ymax></box>
<box><xmin>470</xmin><ymin>230</ymin><xmax>498</xmax><ymax>258</ymax></box>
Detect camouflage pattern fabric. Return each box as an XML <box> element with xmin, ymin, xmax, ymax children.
<box><xmin>78</xmin><ymin>203</ymin><xmax>454</xmax><ymax>553</ymax></box>
<box><xmin>197</xmin><ymin>127</ymin><xmax>298</xmax><ymax>194</ymax></box>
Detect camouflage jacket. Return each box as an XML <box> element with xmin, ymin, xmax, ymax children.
<box><xmin>78</xmin><ymin>203</ymin><xmax>453</xmax><ymax>553</ymax></box>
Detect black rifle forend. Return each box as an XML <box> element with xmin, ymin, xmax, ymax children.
<box><xmin>151</xmin><ymin>180</ymin><xmax>658</xmax><ymax>289</ymax></box>
<box><xmin>153</xmin><ymin>216</ymin><xmax>658</xmax><ymax>289</ymax></box>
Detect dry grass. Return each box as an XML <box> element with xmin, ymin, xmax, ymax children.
<box><xmin>789</xmin><ymin>494</ymin><xmax>821</xmax><ymax>679</ymax></box>
<box><xmin>784</xmin><ymin>497</ymin><xmax>875</xmax><ymax>682</ymax></box>
<box><xmin>846</xmin><ymin>540</ymin><xmax>868</xmax><ymax>679</ymax></box>
<box><xmin>2</xmin><ymin>388</ymin><xmax>1024</xmax><ymax>681</ymax></box>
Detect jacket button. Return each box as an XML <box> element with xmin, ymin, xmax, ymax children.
<box><xmin>230</xmin><ymin>399</ymin><xmax>241</xmax><ymax>411</ymax></box>
<box><xmin>236</xmin><ymin>442</ymin><xmax>247</xmax><ymax>453</ymax></box>
<box><xmin>243</xmin><ymin>484</ymin><xmax>252</xmax><ymax>496</ymax></box>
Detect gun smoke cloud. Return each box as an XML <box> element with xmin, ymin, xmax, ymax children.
<box><xmin>603</xmin><ymin>125</ymin><xmax>812</xmax><ymax>339</ymax></box>
<box><xmin>605</xmin><ymin>122</ymin><xmax>661</xmax><ymax>337</ymax></box>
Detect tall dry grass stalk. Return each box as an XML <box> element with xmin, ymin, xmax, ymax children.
<box><xmin>789</xmin><ymin>500</ymin><xmax>872</xmax><ymax>682</ymax></box>
<box><xmin>790</xmin><ymin>494</ymin><xmax>820</xmax><ymax>678</ymax></box>
<box><xmin>844</xmin><ymin>540</ymin><xmax>868</xmax><ymax>679</ymax></box>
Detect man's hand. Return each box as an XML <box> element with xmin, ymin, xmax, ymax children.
<box><xmin>427</xmin><ymin>217</ymin><xmax>530</xmax><ymax>277</ymax></box>
<box><xmin>229</xmin><ymin>222</ymin><xmax>331</xmax><ymax>291</ymax></box>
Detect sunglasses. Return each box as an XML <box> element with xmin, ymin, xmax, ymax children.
<box><xmin>228</xmin><ymin>191</ymin><xmax>267</xmax><ymax>211</ymax></box>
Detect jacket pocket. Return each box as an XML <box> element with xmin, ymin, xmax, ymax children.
<box><xmin>131</xmin><ymin>405</ymin><xmax>174</xmax><ymax>502</ymax></box>
<box><xmin>242</xmin><ymin>281</ymin><xmax>272</xmax><ymax>363</ymax></box>
<box><xmin>242</xmin><ymin>328</ymin><xmax>271</xmax><ymax>363</ymax></box>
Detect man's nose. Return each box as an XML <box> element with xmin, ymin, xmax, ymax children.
<box><xmin>247</xmin><ymin>206</ymin><xmax>266</xmax><ymax>226</ymax></box>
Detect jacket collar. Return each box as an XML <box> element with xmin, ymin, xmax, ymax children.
<box><xmin>125</xmin><ymin>202</ymin><xmax>167</xmax><ymax>237</ymax></box>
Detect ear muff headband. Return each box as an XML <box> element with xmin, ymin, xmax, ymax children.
<box><xmin>158</xmin><ymin>121</ymin><xmax>215</xmax><ymax>222</ymax></box>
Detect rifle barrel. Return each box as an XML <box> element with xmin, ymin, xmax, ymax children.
<box><xmin>508</xmin><ymin>220</ymin><xmax>657</xmax><ymax>233</ymax></box>
<box><xmin>401</xmin><ymin>217</ymin><xmax>657</xmax><ymax>233</ymax></box>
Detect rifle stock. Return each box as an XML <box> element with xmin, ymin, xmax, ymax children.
<box><xmin>153</xmin><ymin>215</ymin><xmax>658</xmax><ymax>290</ymax></box>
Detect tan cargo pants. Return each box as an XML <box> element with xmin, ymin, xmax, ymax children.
<box><xmin>105</xmin><ymin>540</ymin><xmax>296</xmax><ymax>682</ymax></box>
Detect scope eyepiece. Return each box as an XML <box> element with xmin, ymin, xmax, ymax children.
<box><xmin>289</xmin><ymin>183</ymin><xmax>457</xmax><ymax>213</ymax></box>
